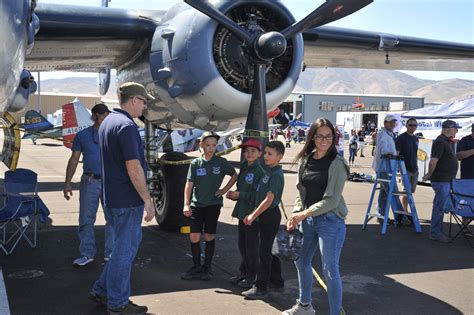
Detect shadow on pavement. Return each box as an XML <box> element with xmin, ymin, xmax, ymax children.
<box><xmin>1</xmin><ymin>220</ymin><xmax>473</xmax><ymax>314</ymax></box>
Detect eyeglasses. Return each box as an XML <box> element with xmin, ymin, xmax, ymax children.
<box><xmin>314</xmin><ymin>134</ymin><xmax>333</xmax><ymax>141</ymax></box>
<box><xmin>407</xmin><ymin>124</ymin><xmax>418</xmax><ymax>127</ymax></box>
<box><xmin>132</xmin><ymin>96</ymin><xmax>147</xmax><ymax>105</ymax></box>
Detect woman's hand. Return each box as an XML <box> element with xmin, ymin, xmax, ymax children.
<box><xmin>287</xmin><ymin>211</ymin><xmax>309</xmax><ymax>230</ymax></box>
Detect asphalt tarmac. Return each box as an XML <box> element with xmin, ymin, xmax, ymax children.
<box><xmin>0</xmin><ymin>138</ymin><xmax>473</xmax><ymax>315</ymax></box>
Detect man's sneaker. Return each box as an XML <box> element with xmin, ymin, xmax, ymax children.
<box><xmin>282</xmin><ymin>300</ymin><xmax>315</xmax><ymax>315</ymax></box>
<box><xmin>429</xmin><ymin>233</ymin><xmax>451</xmax><ymax>243</ymax></box>
<box><xmin>181</xmin><ymin>265</ymin><xmax>202</xmax><ymax>280</ymax></box>
<box><xmin>88</xmin><ymin>291</ymin><xmax>107</xmax><ymax>307</ymax></box>
<box><xmin>228</xmin><ymin>274</ymin><xmax>246</xmax><ymax>284</ymax></box>
<box><xmin>237</xmin><ymin>278</ymin><xmax>254</xmax><ymax>288</ymax></box>
<box><xmin>73</xmin><ymin>256</ymin><xmax>94</xmax><ymax>266</ymax></box>
<box><xmin>108</xmin><ymin>301</ymin><xmax>148</xmax><ymax>315</ymax></box>
<box><xmin>200</xmin><ymin>266</ymin><xmax>213</xmax><ymax>281</ymax></box>
<box><xmin>242</xmin><ymin>285</ymin><xmax>268</xmax><ymax>300</ymax></box>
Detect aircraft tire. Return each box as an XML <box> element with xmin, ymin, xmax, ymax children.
<box><xmin>154</xmin><ymin>152</ymin><xmax>191</xmax><ymax>231</ymax></box>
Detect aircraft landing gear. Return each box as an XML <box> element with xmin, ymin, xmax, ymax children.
<box><xmin>151</xmin><ymin>152</ymin><xmax>190</xmax><ymax>231</ymax></box>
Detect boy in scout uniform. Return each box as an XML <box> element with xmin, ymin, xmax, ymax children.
<box><xmin>242</xmin><ymin>141</ymin><xmax>286</xmax><ymax>299</ymax></box>
<box><xmin>182</xmin><ymin>131</ymin><xmax>238</xmax><ymax>280</ymax></box>
<box><xmin>226</xmin><ymin>139</ymin><xmax>266</xmax><ymax>288</ymax></box>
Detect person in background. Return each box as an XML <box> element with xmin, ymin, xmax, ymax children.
<box><xmin>283</xmin><ymin>118</ymin><xmax>349</xmax><ymax>315</ymax></box>
<box><xmin>64</xmin><ymin>103</ymin><xmax>114</xmax><ymax>267</ymax></box>
<box><xmin>182</xmin><ymin>132</ymin><xmax>238</xmax><ymax>280</ymax></box>
<box><xmin>286</xmin><ymin>127</ymin><xmax>292</xmax><ymax>148</ymax></box>
<box><xmin>90</xmin><ymin>82</ymin><xmax>156</xmax><ymax>314</ymax></box>
<box><xmin>357</xmin><ymin>127</ymin><xmax>366</xmax><ymax>157</ymax></box>
<box><xmin>395</xmin><ymin>118</ymin><xmax>419</xmax><ymax>220</ymax></box>
<box><xmin>370</xmin><ymin>128</ymin><xmax>378</xmax><ymax>157</ymax></box>
<box><xmin>456</xmin><ymin>123</ymin><xmax>474</xmax><ymax>179</ymax></box>
<box><xmin>422</xmin><ymin>120</ymin><xmax>461</xmax><ymax>243</ymax></box>
<box><xmin>335</xmin><ymin>127</ymin><xmax>344</xmax><ymax>157</ymax></box>
<box><xmin>348</xmin><ymin>130</ymin><xmax>358</xmax><ymax>166</ymax></box>
<box><xmin>373</xmin><ymin>115</ymin><xmax>399</xmax><ymax>224</ymax></box>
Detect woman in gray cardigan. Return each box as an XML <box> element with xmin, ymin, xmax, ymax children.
<box><xmin>283</xmin><ymin>118</ymin><xmax>349</xmax><ymax>315</ymax></box>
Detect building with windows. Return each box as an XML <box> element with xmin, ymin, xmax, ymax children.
<box><xmin>279</xmin><ymin>92</ymin><xmax>424</xmax><ymax>130</ymax></box>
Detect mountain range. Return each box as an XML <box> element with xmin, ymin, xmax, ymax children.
<box><xmin>38</xmin><ymin>68</ymin><xmax>473</xmax><ymax>104</ymax></box>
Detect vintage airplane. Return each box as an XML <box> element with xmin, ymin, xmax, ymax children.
<box><xmin>1</xmin><ymin>0</ymin><xmax>473</xmax><ymax>230</ymax></box>
<box><xmin>21</xmin><ymin>98</ymin><xmax>94</xmax><ymax>146</ymax></box>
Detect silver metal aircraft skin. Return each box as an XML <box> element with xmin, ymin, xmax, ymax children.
<box><xmin>1</xmin><ymin>1</ymin><xmax>473</xmax><ymax>130</ymax></box>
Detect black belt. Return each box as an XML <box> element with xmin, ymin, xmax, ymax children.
<box><xmin>84</xmin><ymin>172</ymin><xmax>101</xmax><ymax>179</ymax></box>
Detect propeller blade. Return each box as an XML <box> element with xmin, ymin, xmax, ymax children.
<box><xmin>282</xmin><ymin>0</ymin><xmax>373</xmax><ymax>39</ymax></box>
<box><xmin>184</xmin><ymin>0</ymin><xmax>251</xmax><ymax>43</ymax></box>
<box><xmin>244</xmin><ymin>64</ymin><xmax>269</xmax><ymax>140</ymax></box>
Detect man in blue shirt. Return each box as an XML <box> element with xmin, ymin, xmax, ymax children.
<box><xmin>64</xmin><ymin>103</ymin><xmax>113</xmax><ymax>267</ymax></box>
<box><xmin>456</xmin><ymin>123</ymin><xmax>474</xmax><ymax>179</ymax></box>
<box><xmin>90</xmin><ymin>82</ymin><xmax>155</xmax><ymax>314</ymax></box>
<box><xmin>395</xmin><ymin>118</ymin><xmax>419</xmax><ymax>216</ymax></box>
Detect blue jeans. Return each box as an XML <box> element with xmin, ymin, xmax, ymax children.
<box><xmin>78</xmin><ymin>174</ymin><xmax>114</xmax><ymax>258</ymax></box>
<box><xmin>377</xmin><ymin>172</ymin><xmax>403</xmax><ymax>217</ymax></box>
<box><xmin>295</xmin><ymin>212</ymin><xmax>346</xmax><ymax>315</ymax></box>
<box><xmin>348</xmin><ymin>148</ymin><xmax>356</xmax><ymax>164</ymax></box>
<box><xmin>430</xmin><ymin>182</ymin><xmax>450</xmax><ymax>236</ymax></box>
<box><xmin>92</xmin><ymin>206</ymin><xmax>144</xmax><ymax>309</ymax></box>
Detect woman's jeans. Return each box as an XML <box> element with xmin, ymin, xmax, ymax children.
<box><xmin>295</xmin><ymin>212</ymin><xmax>346</xmax><ymax>315</ymax></box>
<box><xmin>348</xmin><ymin>148</ymin><xmax>356</xmax><ymax>164</ymax></box>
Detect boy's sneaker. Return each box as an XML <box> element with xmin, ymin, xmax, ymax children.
<box><xmin>181</xmin><ymin>265</ymin><xmax>202</xmax><ymax>280</ymax></box>
<box><xmin>228</xmin><ymin>274</ymin><xmax>246</xmax><ymax>284</ymax></box>
<box><xmin>282</xmin><ymin>300</ymin><xmax>315</xmax><ymax>315</ymax></box>
<box><xmin>200</xmin><ymin>266</ymin><xmax>213</xmax><ymax>281</ymax></box>
<box><xmin>268</xmin><ymin>282</ymin><xmax>285</xmax><ymax>293</ymax></box>
<box><xmin>242</xmin><ymin>285</ymin><xmax>268</xmax><ymax>300</ymax></box>
<box><xmin>88</xmin><ymin>291</ymin><xmax>107</xmax><ymax>307</ymax></box>
<box><xmin>108</xmin><ymin>301</ymin><xmax>148</xmax><ymax>315</ymax></box>
<box><xmin>237</xmin><ymin>278</ymin><xmax>254</xmax><ymax>288</ymax></box>
<box><xmin>73</xmin><ymin>256</ymin><xmax>94</xmax><ymax>266</ymax></box>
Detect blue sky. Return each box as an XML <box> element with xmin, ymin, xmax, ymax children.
<box><xmin>39</xmin><ymin>0</ymin><xmax>473</xmax><ymax>81</ymax></box>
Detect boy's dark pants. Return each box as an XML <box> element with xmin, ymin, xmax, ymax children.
<box><xmin>255</xmin><ymin>207</ymin><xmax>284</xmax><ymax>291</ymax></box>
<box><xmin>238</xmin><ymin>220</ymin><xmax>259</xmax><ymax>280</ymax></box>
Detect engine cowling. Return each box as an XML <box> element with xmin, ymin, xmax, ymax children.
<box><xmin>147</xmin><ymin>1</ymin><xmax>303</xmax><ymax>131</ymax></box>
<box><xmin>0</xmin><ymin>0</ymin><xmax>39</xmax><ymax>112</ymax></box>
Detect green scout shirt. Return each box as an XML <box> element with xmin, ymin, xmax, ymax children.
<box><xmin>255</xmin><ymin>164</ymin><xmax>285</xmax><ymax>213</ymax></box>
<box><xmin>231</xmin><ymin>160</ymin><xmax>266</xmax><ymax>220</ymax></box>
<box><xmin>187</xmin><ymin>155</ymin><xmax>236</xmax><ymax>207</ymax></box>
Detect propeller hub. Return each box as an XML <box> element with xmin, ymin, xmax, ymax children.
<box><xmin>255</xmin><ymin>32</ymin><xmax>287</xmax><ymax>61</ymax></box>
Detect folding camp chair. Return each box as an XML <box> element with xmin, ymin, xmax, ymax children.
<box><xmin>448</xmin><ymin>179</ymin><xmax>474</xmax><ymax>246</ymax></box>
<box><xmin>0</xmin><ymin>168</ymin><xmax>49</xmax><ymax>255</ymax></box>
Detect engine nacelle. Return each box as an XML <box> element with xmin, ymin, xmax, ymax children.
<box><xmin>0</xmin><ymin>0</ymin><xmax>39</xmax><ymax>112</ymax></box>
<box><xmin>147</xmin><ymin>1</ymin><xmax>304</xmax><ymax>131</ymax></box>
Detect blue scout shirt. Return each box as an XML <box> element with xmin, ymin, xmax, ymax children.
<box><xmin>187</xmin><ymin>155</ymin><xmax>236</xmax><ymax>208</ymax></box>
<box><xmin>72</xmin><ymin>126</ymin><xmax>101</xmax><ymax>175</ymax></box>
<box><xmin>99</xmin><ymin>108</ymin><xmax>146</xmax><ymax>208</ymax></box>
<box><xmin>395</xmin><ymin>132</ymin><xmax>419</xmax><ymax>173</ymax></box>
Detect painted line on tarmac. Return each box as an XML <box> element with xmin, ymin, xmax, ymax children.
<box><xmin>0</xmin><ymin>268</ymin><xmax>11</xmax><ymax>315</ymax></box>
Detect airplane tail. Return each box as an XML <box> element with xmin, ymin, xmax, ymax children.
<box><xmin>23</xmin><ymin>110</ymin><xmax>54</xmax><ymax>132</ymax></box>
<box><xmin>62</xmin><ymin>98</ymin><xmax>93</xmax><ymax>148</ymax></box>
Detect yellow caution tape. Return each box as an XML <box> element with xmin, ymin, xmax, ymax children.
<box><xmin>243</xmin><ymin>129</ymin><xmax>269</xmax><ymax>138</ymax></box>
<box><xmin>156</xmin><ymin>145</ymin><xmax>242</xmax><ymax>165</ymax></box>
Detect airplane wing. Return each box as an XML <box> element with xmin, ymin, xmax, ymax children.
<box><xmin>26</xmin><ymin>5</ymin><xmax>473</xmax><ymax>73</ymax></box>
<box><xmin>302</xmin><ymin>26</ymin><xmax>474</xmax><ymax>72</ymax></box>
<box><xmin>26</xmin><ymin>4</ymin><xmax>164</xmax><ymax>72</ymax></box>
